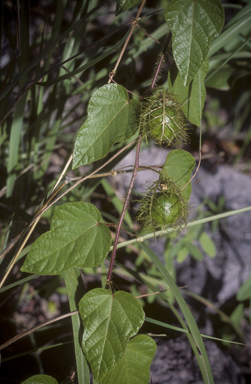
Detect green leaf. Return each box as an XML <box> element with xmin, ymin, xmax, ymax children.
<box><xmin>177</xmin><ymin>246</ymin><xmax>189</xmax><ymax>263</ymax></box>
<box><xmin>21</xmin><ymin>375</ymin><xmax>58</xmax><ymax>384</ymax></box>
<box><xmin>205</xmin><ymin>66</ymin><xmax>232</xmax><ymax>90</ymax></box>
<box><xmin>21</xmin><ymin>203</ymin><xmax>111</xmax><ymax>275</ymax></box>
<box><xmin>199</xmin><ymin>232</ymin><xmax>216</xmax><ymax>258</ymax></box>
<box><xmin>100</xmin><ymin>335</ymin><xmax>156</xmax><ymax>384</ymax></box>
<box><xmin>73</xmin><ymin>84</ymin><xmax>140</xmax><ymax>168</ymax></box>
<box><xmin>165</xmin><ymin>0</ymin><xmax>224</xmax><ymax>86</ymax></box>
<box><xmin>160</xmin><ymin>149</ymin><xmax>196</xmax><ymax>203</ymax></box>
<box><xmin>140</xmin><ymin>243</ymin><xmax>214</xmax><ymax>384</ymax></box>
<box><xmin>115</xmin><ymin>0</ymin><xmax>142</xmax><ymax>16</ymax></box>
<box><xmin>184</xmin><ymin>241</ymin><xmax>204</xmax><ymax>261</ymax></box>
<box><xmin>79</xmin><ymin>288</ymin><xmax>145</xmax><ymax>380</ymax></box>
<box><xmin>168</xmin><ymin>58</ymin><xmax>209</xmax><ymax>126</ymax></box>
<box><xmin>237</xmin><ymin>276</ymin><xmax>251</xmax><ymax>301</ymax></box>
<box><xmin>230</xmin><ymin>304</ymin><xmax>244</xmax><ymax>328</ymax></box>
<box><xmin>209</xmin><ymin>2</ymin><xmax>251</xmax><ymax>56</ymax></box>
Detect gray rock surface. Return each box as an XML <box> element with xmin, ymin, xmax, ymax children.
<box><xmin>114</xmin><ymin>146</ymin><xmax>251</xmax><ymax>383</ymax></box>
<box><xmin>150</xmin><ymin>337</ymin><xmax>242</xmax><ymax>384</ymax></box>
<box><xmin>115</xmin><ymin>146</ymin><xmax>251</xmax><ymax>304</ymax></box>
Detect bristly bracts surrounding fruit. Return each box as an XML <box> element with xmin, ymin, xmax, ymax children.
<box><xmin>137</xmin><ymin>176</ymin><xmax>188</xmax><ymax>233</ymax></box>
<box><xmin>140</xmin><ymin>87</ymin><xmax>188</xmax><ymax>147</ymax></box>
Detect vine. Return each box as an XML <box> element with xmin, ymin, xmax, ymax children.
<box><xmin>0</xmin><ymin>1</ymin><xmax>228</xmax><ymax>383</ymax></box>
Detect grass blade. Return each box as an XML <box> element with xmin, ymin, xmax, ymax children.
<box><xmin>139</xmin><ymin>242</ymin><xmax>214</xmax><ymax>384</ymax></box>
<box><xmin>64</xmin><ymin>267</ymin><xmax>90</xmax><ymax>384</ymax></box>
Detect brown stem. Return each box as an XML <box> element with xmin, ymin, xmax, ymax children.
<box><xmin>151</xmin><ymin>32</ymin><xmax>172</xmax><ymax>89</ymax></box>
<box><xmin>151</xmin><ymin>53</ymin><xmax>164</xmax><ymax>89</ymax></box>
<box><xmin>107</xmin><ymin>136</ymin><xmax>142</xmax><ymax>282</ymax></box>
<box><xmin>108</xmin><ymin>0</ymin><xmax>147</xmax><ymax>83</ymax></box>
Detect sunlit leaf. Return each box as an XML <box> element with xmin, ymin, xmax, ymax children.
<box><xmin>160</xmin><ymin>149</ymin><xmax>196</xmax><ymax>203</ymax></box>
<box><xmin>73</xmin><ymin>84</ymin><xmax>140</xmax><ymax>168</ymax></box>
<box><xmin>165</xmin><ymin>0</ymin><xmax>224</xmax><ymax>86</ymax></box>
<box><xmin>21</xmin><ymin>203</ymin><xmax>111</xmax><ymax>275</ymax></box>
<box><xmin>79</xmin><ymin>288</ymin><xmax>145</xmax><ymax>380</ymax></box>
<box><xmin>100</xmin><ymin>335</ymin><xmax>156</xmax><ymax>384</ymax></box>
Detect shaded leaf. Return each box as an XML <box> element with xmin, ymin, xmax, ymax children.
<box><xmin>177</xmin><ymin>246</ymin><xmax>189</xmax><ymax>263</ymax></box>
<box><xmin>165</xmin><ymin>0</ymin><xmax>224</xmax><ymax>86</ymax></box>
<box><xmin>237</xmin><ymin>276</ymin><xmax>251</xmax><ymax>301</ymax></box>
<box><xmin>184</xmin><ymin>241</ymin><xmax>204</xmax><ymax>261</ymax></box>
<box><xmin>79</xmin><ymin>288</ymin><xmax>145</xmax><ymax>380</ymax></box>
<box><xmin>209</xmin><ymin>2</ymin><xmax>251</xmax><ymax>56</ymax></box>
<box><xmin>160</xmin><ymin>149</ymin><xmax>196</xmax><ymax>203</ymax></box>
<box><xmin>21</xmin><ymin>203</ymin><xmax>111</xmax><ymax>275</ymax></box>
<box><xmin>168</xmin><ymin>59</ymin><xmax>209</xmax><ymax>126</ymax></box>
<box><xmin>73</xmin><ymin>84</ymin><xmax>140</xmax><ymax>168</ymax></box>
<box><xmin>100</xmin><ymin>335</ymin><xmax>156</xmax><ymax>384</ymax></box>
<box><xmin>205</xmin><ymin>66</ymin><xmax>232</xmax><ymax>90</ymax></box>
<box><xmin>199</xmin><ymin>232</ymin><xmax>216</xmax><ymax>258</ymax></box>
<box><xmin>116</xmin><ymin>0</ymin><xmax>141</xmax><ymax>15</ymax></box>
<box><xmin>230</xmin><ymin>304</ymin><xmax>244</xmax><ymax>329</ymax></box>
<box><xmin>21</xmin><ymin>375</ymin><xmax>58</xmax><ymax>384</ymax></box>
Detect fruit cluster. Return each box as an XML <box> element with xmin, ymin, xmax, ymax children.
<box><xmin>138</xmin><ymin>88</ymin><xmax>193</xmax><ymax>230</ymax></box>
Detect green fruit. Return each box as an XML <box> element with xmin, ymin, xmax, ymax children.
<box><xmin>149</xmin><ymin>106</ymin><xmax>180</xmax><ymax>141</ymax></box>
<box><xmin>151</xmin><ymin>193</ymin><xmax>182</xmax><ymax>225</ymax></box>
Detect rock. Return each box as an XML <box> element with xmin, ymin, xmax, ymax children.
<box><xmin>150</xmin><ymin>336</ymin><xmax>242</xmax><ymax>384</ymax></box>
<box><xmin>115</xmin><ymin>146</ymin><xmax>251</xmax><ymax>303</ymax></box>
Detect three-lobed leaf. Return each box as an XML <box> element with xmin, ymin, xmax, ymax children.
<box><xmin>73</xmin><ymin>84</ymin><xmax>140</xmax><ymax>169</ymax></box>
<box><xmin>100</xmin><ymin>335</ymin><xmax>156</xmax><ymax>384</ymax></box>
<box><xmin>160</xmin><ymin>150</ymin><xmax>195</xmax><ymax>203</ymax></box>
<box><xmin>21</xmin><ymin>203</ymin><xmax>111</xmax><ymax>275</ymax></box>
<box><xmin>79</xmin><ymin>288</ymin><xmax>145</xmax><ymax>380</ymax></box>
<box><xmin>165</xmin><ymin>0</ymin><xmax>224</xmax><ymax>86</ymax></box>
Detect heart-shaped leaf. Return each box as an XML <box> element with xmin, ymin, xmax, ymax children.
<box><xmin>160</xmin><ymin>150</ymin><xmax>195</xmax><ymax>203</ymax></box>
<box><xmin>165</xmin><ymin>0</ymin><xmax>224</xmax><ymax>86</ymax></box>
<box><xmin>73</xmin><ymin>84</ymin><xmax>140</xmax><ymax>168</ymax></box>
<box><xmin>79</xmin><ymin>288</ymin><xmax>145</xmax><ymax>380</ymax></box>
<box><xmin>21</xmin><ymin>203</ymin><xmax>111</xmax><ymax>275</ymax></box>
<box><xmin>100</xmin><ymin>335</ymin><xmax>156</xmax><ymax>384</ymax></box>
<box><xmin>21</xmin><ymin>375</ymin><xmax>58</xmax><ymax>384</ymax></box>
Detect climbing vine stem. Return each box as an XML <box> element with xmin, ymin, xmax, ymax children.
<box><xmin>108</xmin><ymin>0</ymin><xmax>147</xmax><ymax>83</ymax></box>
<box><xmin>107</xmin><ymin>136</ymin><xmax>142</xmax><ymax>283</ymax></box>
